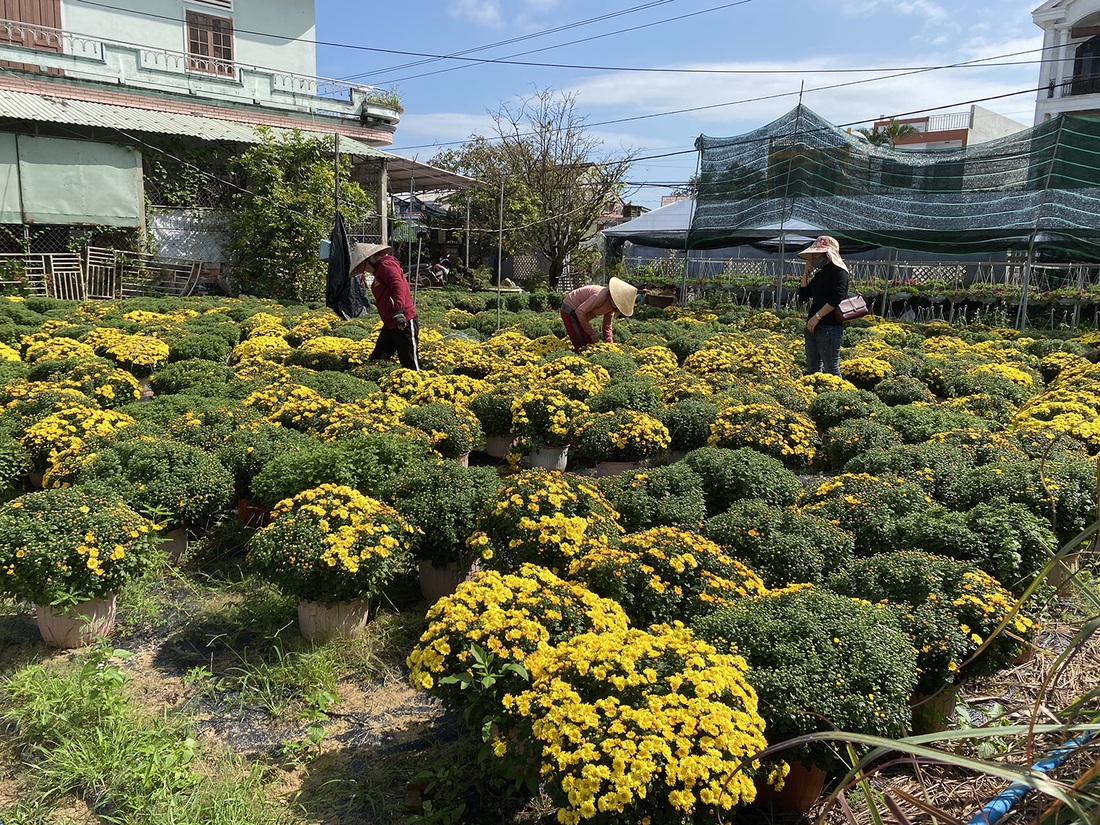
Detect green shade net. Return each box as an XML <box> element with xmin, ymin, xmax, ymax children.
<box><xmin>688</xmin><ymin>105</ymin><xmax>1100</xmax><ymax>259</ymax></box>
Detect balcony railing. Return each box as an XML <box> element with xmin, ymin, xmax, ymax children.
<box><xmin>925</xmin><ymin>112</ymin><xmax>970</xmax><ymax>132</ymax></box>
<box><xmin>0</xmin><ymin>17</ymin><xmax>394</xmax><ymax>117</ymax></box>
<box><xmin>1048</xmin><ymin>73</ymin><xmax>1100</xmax><ymax>98</ymax></box>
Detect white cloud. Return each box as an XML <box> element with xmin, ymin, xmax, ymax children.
<box><xmin>835</xmin><ymin>0</ymin><xmax>948</xmax><ymax>23</ymax></box>
<box><xmin>449</xmin><ymin>0</ymin><xmax>503</xmax><ymax>27</ymax></box>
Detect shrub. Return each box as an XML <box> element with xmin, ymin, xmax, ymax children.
<box><xmin>76</xmin><ymin>438</ymin><xmax>234</xmax><ymax>531</ymax></box>
<box><xmin>873</xmin><ymin>374</ymin><xmax>936</xmax><ymax>406</ymax></box>
<box><xmin>695</xmin><ymin>587</ymin><xmax>917</xmax><ymax>771</ymax></box>
<box><xmin>468</xmin><ymin>390</ymin><xmax>516</xmax><ymax>437</ymax></box>
<box><xmin>164</xmin><ymin>405</ymin><xmax>265</xmax><ymax>454</ymax></box>
<box><xmin>407</xmin><ymin>564</ymin><xmax>628</xmax><ymax>736</ymax></box>
<box><xmin>798</xmin><ymin>473</ymin><xmax>932</xmax><ymax>555</ymax></box>
<box><xmin>595</xmin><ymin>463</ymin><xmax>706</xmax><ymax>533</ymax></box>
<box><xmin>168</xmin><ymin>333</ymin><xmax>232</xmax><ymax>363</ymax></box>
<box><xmin>216</xmin><ymin>422</ymin><xmax>316</xmax><ymax>498</ymax></box>
<box><xmin>25</xmin><ymin>356</ymin><xmax>141</xmax><ymax>409</ymax></box>
<box><xmin>846</xmin><ymin>442</ymin><xmax>976</xmax><ymax>507</ymax></box>
<box><xmin>247</xmin><ymin>484</ymin><xmax>413</xmax><ymax>603</ymax></box>
<box><xmin>509</xmin><ymin>388</ymin><xmax>589</xmax><ymax>450</ymax></box>
<box><xmin>469</xmin><ymin>469</ymin><xmax>622</xmax><ymax>575</ymax></box>
<box><xmin>660</xmin><ymin>398</ymin><xmax>718</xmax><ymax>453</ymax></box>
<box><xmin>402</xmin><ymin>402</ymin><xmax>483</xmax><ymax>459</ymax></box>
<box><xmin>807</xmin><ymin>389</ymin><xmax>886</xmax><ymax>431</ymax></box>
<box><xmin>389</xmin><ymin>459</ymin><xmax>501</xmax><ymax>566</ymax></box>
<box><xmin>957</xmin><ymin>458</ymin><xmax>1098</xmax><ymax>548</ymax></box>
<box><xmin>0</xmin><ymin>487</ymin><xmax>157</xmax><ymax>604</ymax></box>
<box><xmin>708</xmin><ymin>402</ymin><xmax>817</xmax><ymax>469</ymax></box>
<box><xmin>572</xmin><ymin>409</ymin><xmax>670</xmax><ymax>463</ymax></box>
<box><xmin>584</xmin><ymin>377</ymin><xmax>663</xmax><ymax>414</ymax></box>
<box><xmin>251</xmin><ymin>441</ymin><xmax>352</xmax><ymax>505</ymax></box>
<box><xmin>149</xmin><ymin>359</ymin><xmax>230</xmax><ymax>395</ymax></box>
<box><xmin>829</xmin><ymin>551</ymin><xmax>1036</xmax><ymax>694</ymax></box>
<box><xmin>584</xmin><ymin>349</ymin><xmax>638</xmax><ymax>379</ymax></box>
<box><xmin>333</xmin><ymin>431</ymin><xmax>433</xmax><ymax>499</ymax></box>
<box><xmin>569</xmin><ymin>526</ymin><xmax>766</xmax><ymax>627</ymax></box>
<box><xmin>821</xmin><ymin>419</ymin><xmax>902</xmax><ymax>471</ymax></box>
<box><xmin>872</xmin><ymin>403</ymin><xmax>988</xmax><ymax>443</ymax></box>
<box><xmin>21</xmin><ymin>407</ymin><xmax>136</xmax><ymax>473</ymax></box>
<box><xmin>504</xmin><ymin>625</ymin><xmax>768</xmax><ymax>824</ymax></box>
<box><xmin>702</xmin><ymin>500</ymin><xmax>854</xmax><ymax>588</ymax></box>
<box><xmin>683</xmin><ymin>446</ymin><xmax>803</xmax><ymax>516</ymax></box>
<box><xmin>294</xmin><ymin>370</ymin><xmax>379</xmax><ymax>403</ymax></box>
<box><xmin>840</xmin><ymin>356</ymin><xmax>895</xmax><ymax>388</ymax></box>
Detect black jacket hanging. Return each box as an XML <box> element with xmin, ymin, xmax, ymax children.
<box><xmin>325</xmin><ymin>211</ymin><xmax>371</xmax><ymax>320</ymax></box>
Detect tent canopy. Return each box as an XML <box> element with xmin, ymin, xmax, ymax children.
<box><xmin>688</xmin><ymin>105</ymin><xmax>1100</xmax><ymax>258</ymax></box>
<box><xmin>601</xmin><ymin>198</ymin><xmax>695</xmax><ymax>248</ymax></box>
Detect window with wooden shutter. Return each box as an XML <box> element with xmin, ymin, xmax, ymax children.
<box><xmin>186</xmin><ymin>10</ymin><xmax>233</xmax><ymax>77</ymax></box>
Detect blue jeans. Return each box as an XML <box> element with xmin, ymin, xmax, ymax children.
<box><xmin>805</xmin><ymin>324</ymin><xmax>843</xmax><ymax>375</ymax></box>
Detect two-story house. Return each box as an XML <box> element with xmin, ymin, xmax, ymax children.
<box><xmin>1034</xmin><ymin>0</ymin><xmax>1100</xmax><ymax>122</ymax></box>
<box><xmin>0</xmin><ymin>0</ymin><xmax>467</xmax><ymax>268</ymax></box>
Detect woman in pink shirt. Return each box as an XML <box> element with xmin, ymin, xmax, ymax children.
<box><xmin>560</xmin><ymin>277</ymin><xmax>638</xmax><ymax>352</ymax></box>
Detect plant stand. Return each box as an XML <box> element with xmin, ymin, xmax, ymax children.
<box><xmin>35</xmin><ymin>594</ymin><xmax>117</xmax><ymax>648</ymax></box>
<box><xmin>297</xmin><ymin>599</ymin><xmax>371</xmax><ymax>643</ymax></box>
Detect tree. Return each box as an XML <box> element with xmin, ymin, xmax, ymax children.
<box><xmin>858</xmin><ymin>118</ymin><xmax>921</xmax><ymax>148</ymax></box>
<box><xmin>433</xmin><ymin>89</ymin><xmax>636</xmax><ymax>291</ymax></box>
<box><xmin>227</xmin><ymin>127</ymin><xmax>370</xmax><ymax>302</ymax></box>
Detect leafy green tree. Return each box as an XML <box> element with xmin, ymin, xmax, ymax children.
<box><xmin>858</xmin><ymin>118</ymin><xmax>921</xmax><ymax>147</ymax></box>
<box><xmin>227</xmin><ymin>127</ymin><xmax>370</xmax><ymax>301</ymax></box>
<box><xmin>433</xmin><ymin>88</ymin><xmax>636</xmax><ymax>291</ymax></box>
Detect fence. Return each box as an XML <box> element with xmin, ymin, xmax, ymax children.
<box><xmin>0</xmin><ymin>247</ymin><xmax>213</xmax><ymax>300</ymax></box>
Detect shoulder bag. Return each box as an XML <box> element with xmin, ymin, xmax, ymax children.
<box><xmin>833</xmin><ymin>294</ymin><xmax>870</xmax><ymax>323</ymax></box>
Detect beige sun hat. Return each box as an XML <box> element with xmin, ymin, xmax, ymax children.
<box><xmin>349</xmin><ymin>242</ymin><xmax>392</xmax><ymax>276</ymax></box>
<box><xmin>608</xmin><ymin>276</ymin><xmax>638</xmax><ymax>317</ymax></box>
<box><xmin>797</xmin><ymin>235</ymin><xmax>847</xmax><ymax>270</ymax></box>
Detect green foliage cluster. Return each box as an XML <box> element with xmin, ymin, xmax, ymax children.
<box><xmin>872</xmin><ymin>403</ymin><xmax>989</xmax><ymax>443</ymax></box>
<box><xmin>77</xmin><ymin>438</ymin><xmax>235</xmax><ymax>531</ymax></box>
<box><xmin>821</xmin><ymin>419</ymin><xmax>903</xmax><ymax>470</ymax></box>
<box><xmin>702</xmin><ymin>499</ymin><xmax>854</xmax><ymax>588</ymax></box>
<box><xmin>695</xmin><ymin>587</ymin><xmax>918</xmax><ymax>771</ymax></box>
<box><xmin>682</xmin><ymin>446</ymin><xmax>803</xmax><ymax>515</ymax></box>
<box><xmin>807</xmin><ymin>389</ymin><xmax>886</xmax><ymax>431</ymax></box>
<box><xmin>227</xmin><ymin>128</ymin><xmax>370</xmax><ymax>302</ymax></box>
<box><xmin>596</xmin><ymin>463</ymin><xmax>707</xmax><ymax>533</ymax></box>
<box><xmin>389</xmin><ymin>459</ymin><xmax>501</xmax><ymax>566</ymax></box>
<box><xmin>402</xmin><ymin>403</ymin><xmax>484</xmax><ymax>459</ymax></box>
<box><xmin>660</xmin><ymin>398</ymin><xmax>718</xmax><ymax>453</ymax></box>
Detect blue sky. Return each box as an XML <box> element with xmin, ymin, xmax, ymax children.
<box><xmin>315</xmin><ymin>0</ymin><xmax>1045</xmax><ymax>209</ymax></box>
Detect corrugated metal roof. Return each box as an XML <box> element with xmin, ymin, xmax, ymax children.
<box><xmin>0</xmin><ymin>89</ymin><xmax>476</xmax><ymax>190</ymax></box>
<box><xmin>0</xmin><ymin>89</ymin><xmax>388</xmax><ymax>155</ymax></box>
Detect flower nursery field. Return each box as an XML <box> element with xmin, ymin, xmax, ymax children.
<box><xmin>0</xmin><ymin>289</ymin><xmax>1099</xmax><ymax>825</ymax></box>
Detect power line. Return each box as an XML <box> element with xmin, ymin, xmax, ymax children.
<box><xmin>343</xmin><ymin>0</ymin><xmax>681</xmax><ymax>79</ymax></box>
<box><xmin>361</xmin><ymin>0</ymin><xmax>758</xmax><ymax>87</ymax></box>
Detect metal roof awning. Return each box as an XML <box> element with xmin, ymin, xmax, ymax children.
<box><xmin>0</xmin><ymin>88</ymin><xmax>475</xmax><ymax>191</ymax></box>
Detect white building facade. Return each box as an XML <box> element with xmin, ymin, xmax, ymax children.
<box><xmin>1034</xmin><ymin>0</ymin><xmax>1100</xmax><ymax>122</ymax></box>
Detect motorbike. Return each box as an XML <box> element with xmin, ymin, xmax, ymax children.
<box><xmin>409</xmin><ymin>259</ymin><xmax>450</xmax><ymax>288</ymax></box>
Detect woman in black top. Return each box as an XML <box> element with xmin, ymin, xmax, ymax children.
<box><xmin>796</xmin><ymin>235</ymin><xmax>850</xmax><ymax>376</ymax></box>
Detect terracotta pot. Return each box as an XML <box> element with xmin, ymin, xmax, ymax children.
<box><xmin>483</xmin><ymin>433</ymin><xmax>518</xmax><ymax>459</ymax></box>
<box><xmin>160</xmin><ymin>526</ymin><xmax>189</xmax><ymax>564</ymax></box>
<box><xmin>237</xmin><ymin>496</ymin><xmax>270</xmax><ymax>528</ymax></box>
<box><xmin>593</xmin><ymin>459</ymin><xmax>648</xmax><ymax>477</ymax></box>
<box><xmin>35</xmin><ymin>594</ymin><xmax>117</xmax><ymax>648</ymax></box>
<box><xmin>523</xmin><ymin>445</ymin><xmax>569</xmax><ymax>471</ymax></box>
<box><xmin>754</xmin><ymin>760</ymin><xmax>827</xmax><ymax>814</ymax></box>
<box><xmin>909</xmin><ymin>685</ymin><xmax>959</xmax><ymax>734</ymax></box>
<box><xmin>418</xmin><ymin>559</ymin><xmax>477</xmax><ymax>602</ymax></box>
<box><xmin>297</xmin><ymin>598</ymin><xmax>371</xmax><ymax>643</ymax></box>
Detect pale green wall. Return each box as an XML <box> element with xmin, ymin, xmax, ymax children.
<box><xmin>62</xmin><ymin>0</ymin><xmax>318</xmax><ymax>78</ymax></box>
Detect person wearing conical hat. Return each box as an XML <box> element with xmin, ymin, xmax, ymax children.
<box><xmin>350</xmin><ymin>242</ymin><xmax>420</xmax><ymax>371</ymax></box>
<box><xmin>797</xmin><ymin>235</ymin><xmax>850</xmax><ymax>376</ymax></box>
<box><xmin>560</xmin><ymin>277</ymin><xmax>639</xmax><ymax>353</ymax></box>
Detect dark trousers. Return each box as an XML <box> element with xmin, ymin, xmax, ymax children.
<box><xmin>369</xmin><ymin>317</ymin><xmax>420</xmax><ymax>370</ymax></box>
